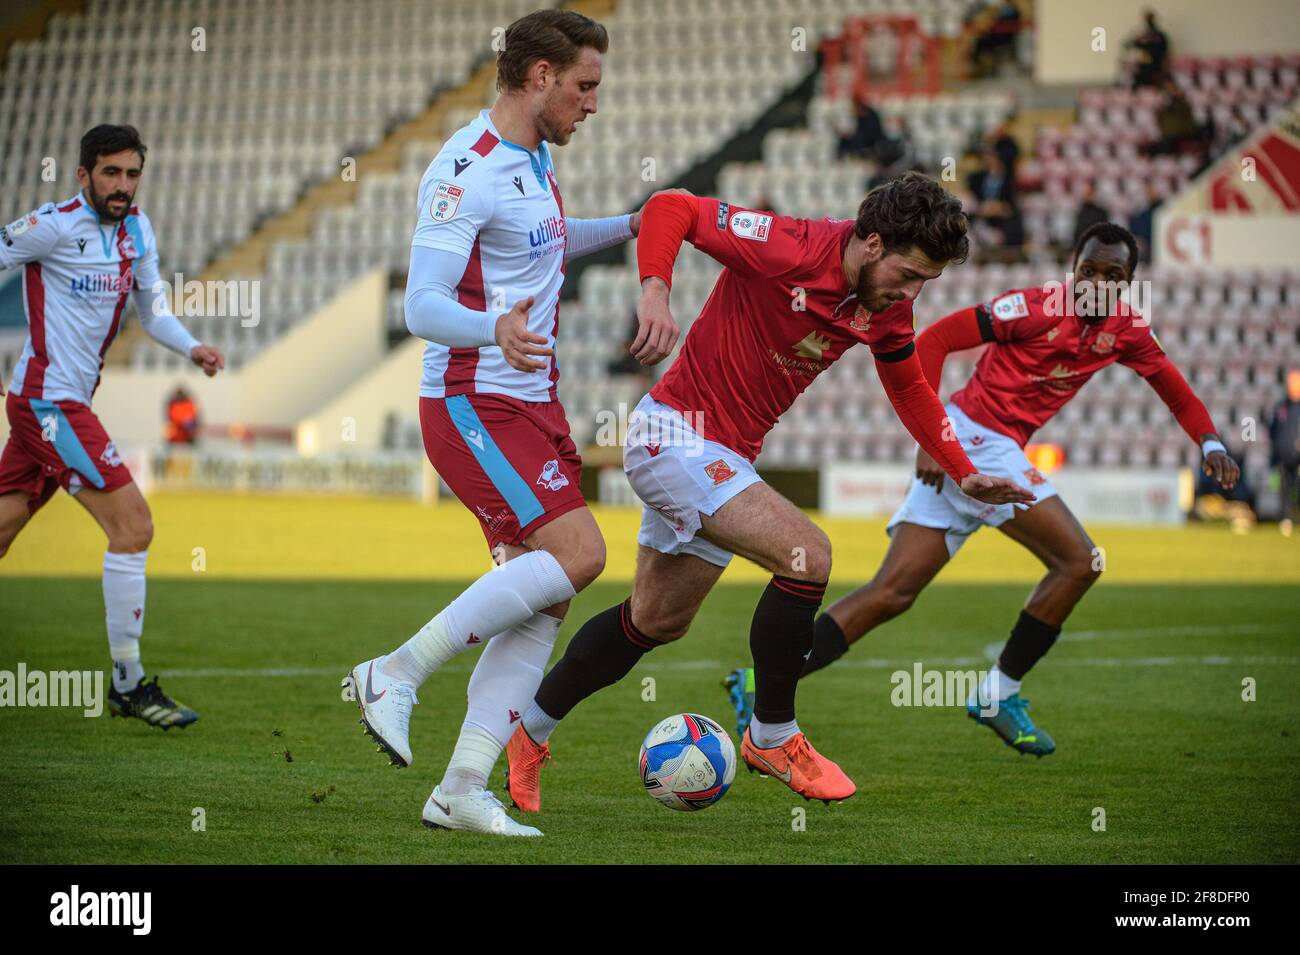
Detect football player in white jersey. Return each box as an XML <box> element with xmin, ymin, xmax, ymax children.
<box><xmin>345</xmin><ymin>10</ymin><xmax>681</xmax><ymax>836</ymax></box>
<box><xmin>0</xmin><ymin>125</ymin><xmax>225</xmax><ymax>729</ymax></box>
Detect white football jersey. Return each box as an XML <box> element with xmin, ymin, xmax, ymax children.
<box><xmin>1</xmin><ymin>192</ymin><xmax>168</xmax><ymax>404</ymax></box>
<box><xmin>412</xmin><ymin>110</ymin><xmax>568</xmax><ymax>402</ymax></box>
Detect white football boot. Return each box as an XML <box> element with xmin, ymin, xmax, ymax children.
<box><xmin>344</xmin><ymin>655</ymin><xmax>418</xmax><ymax>768</ymax></box>
<box><xmin>421</xmin><ymin>785</ymin><xmax>543</xmax><ymax>837</ymax></box>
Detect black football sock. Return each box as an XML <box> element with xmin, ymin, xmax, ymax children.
<box><xmin>532</xmin><ymin>599</ymin><xmax>661</xmax><ymax>722</ymax></box>
<box><xmin>750</xmin><ymin>576</ymin><xmax>827</xmax><ymax>724</ymax></box>
<box><xmin>997</xmin><ymin>609</ymin><xmax>1062</xmax><ymax>680</ymax></box>
<box><xmin>800</xmin><ymin>612</ymin><xmax>849</xmax><ymax>678</ymax></box>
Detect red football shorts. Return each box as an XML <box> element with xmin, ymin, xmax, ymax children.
<box><xmin>0</xmin><ymin>392</ymin><xmax>134</xmax><ymax>514</ymax></box>
<box><xmin>420</xmin><ymin>393</ymin><xmax>586</xmax><ymax>550</ymax></box>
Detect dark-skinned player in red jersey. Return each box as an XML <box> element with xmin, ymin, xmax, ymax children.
<box><xmin>723</xmin><ymin>221</ymin><xmax>1240</xmax><ymax>758</ymax></box>
<box><xmin>500</xmin><ymin>173</ymin><xmax>1035</xmax><ymax>807</ymax></box>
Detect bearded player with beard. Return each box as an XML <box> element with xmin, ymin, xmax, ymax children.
<box><xmin>0</xmin><ymin>124</ymin><xmax>224</xmax><ymax>729</ymax></box>
<box><xmin>502</xmin><ymin>173</ymin><xmax>1035</xmax><ymax>808</ymax></box>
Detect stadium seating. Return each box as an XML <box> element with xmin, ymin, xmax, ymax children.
<box><xmin>1</xmin><ymin>2</ymin><xmax>1294</xmax><ymax>488</ymax></box>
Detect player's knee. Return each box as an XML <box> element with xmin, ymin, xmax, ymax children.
<box><xmin>562</xmin><ymin>536</ymin><xmax>606</xmax><ymax>592</ymax></box>
<box><xmin>790</xmin><ymin>528</ymin><xmax>832</xmax><ymax>581</ymax></box>
<box><xmin>629</xmin><ymin>593</ymin><xmax>691</xmax><ymax>643</ymax></box>
<box><xmin>1060</xmin><ymin>549</ymin><xmax>1101</xmax><ymax>587</ymax></box>
<box><xmin>110</xmin><ymin>515</ymin><xmax>153</xmax><ymax>553</ymax></box>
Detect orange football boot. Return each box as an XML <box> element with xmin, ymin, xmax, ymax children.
<box><xmin>741</xmin><ymin>729</ymin><xmax>856</xmax><ymax>804</ymax></box>
<box><xmin>504</xmin><ymin>724</ymin><xmax>551</xmax><ymax>813</ymax></box>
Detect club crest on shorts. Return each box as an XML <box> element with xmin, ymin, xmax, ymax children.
<box><xmin>430</xmin><ymin>181</ymin><xmax>464</xmax><ymax>222</ymax></box>
<box><xmin>536</xmin><ymin>459</ymin><xmax>569</xmax><ymax>492</ymax></box>
<box><xmin>1023</xmin><ymin>467</ymin><xmax>1046</xmax><ymax>486</ymax></box>
<box><xmin>100</xmin><ymin>442</ymin><xmax>123</xmax><ymax>469</ymax></box>
<box><xmin>704</xmin><ymin>459</ymin><xmax>736</xmax><ymax>485</ymax></box>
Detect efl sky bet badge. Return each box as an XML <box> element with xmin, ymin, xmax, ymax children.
<box><xmin>430</xmin><ymin>181</ymin><xmax>464</xmax><ymax>222</ymax></box>
<box><xmin>992</xmin><ymin>292</ymin><xmax>1029</xmax><ymax>320</ymax></box>
<box><xmin>729</xmin><ymin>211</ymin><xmax>772</xmax><ymax>241</ymax></box>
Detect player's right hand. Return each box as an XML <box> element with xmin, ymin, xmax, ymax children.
<box><xmin>915</xmin><ymin>448</ymin><xmax>945</xmax><ymax>491</ymax></box>
<box><xmin>959</xmin><ymin>472</ymin><xmax>1036</xmax><ymax>506</ymax></box>
<box><xmin>632</xmin><ymin>278</ymin><xmax>680</xmax><ymax>366</ymax></box>
<box><xmin>495</xmin><ymin>296</ymin><xmax>552</xmax><ymax>373</ymax></box>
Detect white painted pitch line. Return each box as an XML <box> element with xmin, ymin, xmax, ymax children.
<box><xmin>981</xmin><ymin>622</ymin><xmax>1295</xmax><ymax>661</ymax></box>
<box><xmin>158</xmin><ymin>654</ymin><xmax>1300</xmax><ymax>679</ymax></box>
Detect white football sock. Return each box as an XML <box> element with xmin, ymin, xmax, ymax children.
<box><xmin>521</xmin><ymin>701</ymin><xmax>560</xmax><ymax>745</ymax></box>
<box><xmin>440</xmin><ymin>724</ymin><xmax>503</xmax><ymax>797</ymax></box>
<box><xmin>382</xmin><ymin>550</ymin><xmax>575</xmax><ymax>687</ymax></box>
<box><xmin>464</xmin><ymin>612</ymin><xmax>562</xmax><ymax>746</ymax></box>
<box><xmin>977</xmin><ymin>665</ymin><xmax>1022</xmax><ymax>706</ymax></box>
<box><xmin>103</xmin><ymin>551</ymin><xmax>147</xmax><ymax>693</ymax></box>
<box><xmin>749</xmin><ymin>717</ymin><xmax>799</xmax><ymax>749</ymax></box>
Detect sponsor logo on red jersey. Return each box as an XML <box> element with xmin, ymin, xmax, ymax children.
<box><xmin>703</xmin><ymin>459</ymin><xmax>736</xmax><ymax>485</ymax></box>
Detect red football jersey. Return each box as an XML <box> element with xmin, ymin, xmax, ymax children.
<box><xmin>649</xmin><ymin>199</ymin><xmax>917</xmax><ymax>461</ymax></box>
<box><xmin>952</xmin><ymin>286</ymin><xmax>1171</xmax><ymax>447</ymax></box>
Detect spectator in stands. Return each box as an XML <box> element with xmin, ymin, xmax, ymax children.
<box><xmin>967</xmin><ymin>147</ymin><xmax>1024</xmax><ymax>255</ymax></box>
<box><xmin>966</xmin><ymin>1</ymin><xmax>1022</xmax><ymax>78</ymax></box>
<box><xmin>1128</xmin><ymin>183</ymin><xmax>1162</xmax><ymax>262</ymax></box>
<box><xmin>836</xmin><ymin>94</ymin><xmax>884</xmax><ymax>161</ymax></box>
<box><xmin>1125</xmin><ymin>9</ymin><xmax>1170</xmax><ymax>90</ymax></box>
<box><xmin>985</xmin><ymin>116</ymin><xmax>1021</xmax><ymax>174</ymax></box>
<box><xmin>1144</xmin><ymin>78</ymin><xmax>1208</xmax><ymax>159</ymax></box>
<box><xmin>1269</xmin><ymin>369</ymin><xmax>1300</xmax><ymax>533</ymax></box>
<box><xmin>866</xmin><ymin>115</ymin><xmax>918</xmax><ymax>189</ymax></box>
<box><xmin>164</xmin><ymin>387</ymin><xmax>199</xmax><ymax>445</ymax></box>
<box><xmin>1072</xmin><ymin>183</ymin><xmax>1110</xmax><ymax>248</ymax></box>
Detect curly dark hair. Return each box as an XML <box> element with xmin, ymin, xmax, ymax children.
<box><xmin>854</xmin><ymin>171</ymin><xmax>969</xmax><ymax>264</ymax></box>
<box><xmin>496</xmin><ymin>10</ymin><xmax>609</xmax><ymax>93</ymax></box>
<box><xmin>1072</xmin><ymin>221</ymin><xmax>1139</xmax><ymax>277</ymax></box>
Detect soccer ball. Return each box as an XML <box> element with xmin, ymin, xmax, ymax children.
<box><xmin>638</xmin><ymin>713</ymin><xmax>736</xmax><ymax>811</ymax></box>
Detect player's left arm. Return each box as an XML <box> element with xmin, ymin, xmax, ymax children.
<box><xmin>130</xmin><ymin>233</ymin><xmax>224</xmax><ymax>377</ymax></box>
<box><xmin>1123</xmin><ymin>325</ymin><xmax>1238</xmax><ymax>489</ymax></box>
<box><xmin>563</xmin><ymin>190</ymin><xmax>694</xmax><ymax>262</ymax></box>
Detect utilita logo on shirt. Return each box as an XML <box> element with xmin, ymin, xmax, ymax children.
<box><xmin>528</xmin><ymin>216</ymin><xmax>566</xmax><ymax>248</ymax></box>
<box><xmin>70</xmin><ymin>271</ymin><xmax>134</xmax><ymax>295</ymax></box>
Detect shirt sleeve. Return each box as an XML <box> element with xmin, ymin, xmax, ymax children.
<box><xmin>915</xmin><ymin>306</ymin><xmax>987</xmax><ymax>390</ymax></box>
<box><xmin>130</xmin><ymin>233</ymin><xmax>201</xmax><ymax>357</ymax></box>
<box><xmin>565</xmin><ymin>214</ymin><xmax>634</xmax><ymax>261</ymax></box>
<box><xmin>403</xmin><ymin>244</ymin><xmax>502</xmax><ymax>348</ymax></box>
<box><xmin>0</xmin><ymin>207</ymin><xmax>62</xmax><ymax>270</ymax></box>
<box><xmin>638</xmin><ymin>194</ymin><xmax>807</xmax><ymax>285</ymax></box>
<box><xmin>686</xmin><ymin>198</ymin><xmax>810</xmax><ymax>280</ymax></box>
<box><xmin>981</xmin><ymin>288</ymin><xmax>1042</xmax><ymax>344</ymax></box>
<box><xmin>411</xmin><ymin>169</ymin><xmax>494</xmax><ymax>258</ymax></box>
<box><xmin>875</xmin><ymin>350</ymin><xmax>977</xmax><ymax>483</ymax></box>
<box><xmin>1117</xmin><ymin>319</ymin><xmax>1172</xmax><ymax>378</ymax></box>
<box><xmin>862</xmin><ymin>302</ymin><xmax>918</xmax><ymax>362</ymax></box>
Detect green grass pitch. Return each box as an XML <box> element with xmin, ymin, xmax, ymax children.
<box><xmin>0</xmin><ymin>576</ymin><xmax>1296</xmax><ymax>864</ymax></box>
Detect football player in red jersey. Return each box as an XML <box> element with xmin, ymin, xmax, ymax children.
<box><xmin>770</xmin><ymin>222</ymin><xmax>1239</xmax><ymax>757</ymax></box>
<box><xmin>501</xmin><ymin>173</ymin><xmax>1034</xmax><ymax>807</ymax></box>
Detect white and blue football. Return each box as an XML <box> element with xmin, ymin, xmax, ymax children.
<box><xmin>638</xmin><ymin>713</ymin><xmax>736</xmax><ymax>811</ymax></box>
